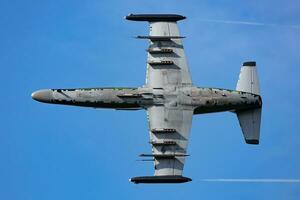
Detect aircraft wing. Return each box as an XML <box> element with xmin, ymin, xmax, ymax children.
<box><xmin>126</xmin><ymin>14</ymin><xmax>193</xmax><ymax>183</ymax></box>
<box><xmin>145</xmin><ymin>106</ymin><xmax>193</xmax><ymax>176</ymax></box>
<box><xmin>126</xmin><ymin>14</ymin><xmax>192</xmax><ymax>88</ymax></box>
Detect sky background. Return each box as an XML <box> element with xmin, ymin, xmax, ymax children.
<box><xmin>1</xmin><ymin>0</ymin><xmax>300</xmax><ymax>199</ymax></box>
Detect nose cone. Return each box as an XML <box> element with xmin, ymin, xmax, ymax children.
<box><xmin>31</xmin><ymin>89</ymin><xmax>53</xmax><ymax>103</ymax></box>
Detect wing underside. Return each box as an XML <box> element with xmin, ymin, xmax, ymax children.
<box><xmin>126</xmin><ymin>14</ymin><xmax>193</xmax><ymax>183</ymax></box>
<box><xmin>145</xmin><ymin>21</ymin><xmax>192</xmax><ymax>88</ymax></box>
<box><xmin>146</xmin><ymin>106</ymin><xmax>193</xmax><ymax>176</ymax></box>
<box><xmin>128</xmin><ymin>14</ymin><xmax>192</xmax><ymax>88</ymax></box>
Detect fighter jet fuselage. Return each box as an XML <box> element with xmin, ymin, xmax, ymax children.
<box><xmin>32</xmin><ymin>87</ymin><xmax>261</xmax><ymax>114</ymax></box>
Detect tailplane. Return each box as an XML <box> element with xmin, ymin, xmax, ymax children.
<box><xmin>236</xmin><ymin>108</ymin><xmax>262</xmax><ymax>144</ymax></box>
<box><xmin>236</xmin><ymin>61</ymin><xmax>260</xmax><ymax>95</ymax></box>
<box><xmin>236</xmin><ymin>61</ymin><xmax>262</xmax><ymax>145</ymax></box>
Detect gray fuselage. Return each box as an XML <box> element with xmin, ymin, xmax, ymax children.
<box><xmin>32</xmin><ymin>86</ymin><xmax>262</xmax><ymax>114</ymax></box>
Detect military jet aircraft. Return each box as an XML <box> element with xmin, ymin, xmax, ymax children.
<box><xmin>32</xmin><ymin>14</ymin><xmax>262</xmax><ymax>184</ymax></box>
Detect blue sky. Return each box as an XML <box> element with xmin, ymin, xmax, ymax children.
<box><xmin>1</xmin><ymin>0</ymin><xmax>300</xmax><ymax>199</ymax></box>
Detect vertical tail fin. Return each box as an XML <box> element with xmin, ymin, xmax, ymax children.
<box><xmin>236</xmin><ymin>61</ymin><xmax>262</xmax><ymax>145</ymax></box>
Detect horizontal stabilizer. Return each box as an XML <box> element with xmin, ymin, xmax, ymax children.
<box><xmin>236</xmin><ymin>61</ymin><xmax>260</xmax><ymax>95</ymax></box>
<box><xmin>130</xmin><ymin>175</ymin><xmax>191</xmax><ymax>184</ymax></box>
<box><xmin>236</xmin><ymin>61</ymin><xmax>262</xmax><ymax>144</ymax></box>
<box><xmin>237</xmin><ymin>108</ymin><xmax>262</xmax><ymax>144</ymax></box>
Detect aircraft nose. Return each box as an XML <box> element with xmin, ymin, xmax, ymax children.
<box><xmin>31</xmin><ymin>89</ymin><xmax>53</xmax><ymax>103</ymax></box>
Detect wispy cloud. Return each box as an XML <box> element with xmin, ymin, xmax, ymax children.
<box><xmin>201</xmin><ymin>179</ymin><xmax>300</xmax><ymax>183</ymax></box>
<box><xmin>198</xmin><ymin>19</ymin><xmax>300</xmax><ymax>29</ymax></box>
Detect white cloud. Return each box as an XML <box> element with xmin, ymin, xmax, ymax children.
<box><xmin>197</xmin><ymin>19</ymin><xmax>300</xmax><ymax>28</ymax></box>
<box><xmin>202</xmin><ymin>179</ymin><xmax>300</xmax><ymax>183</ymax></box>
